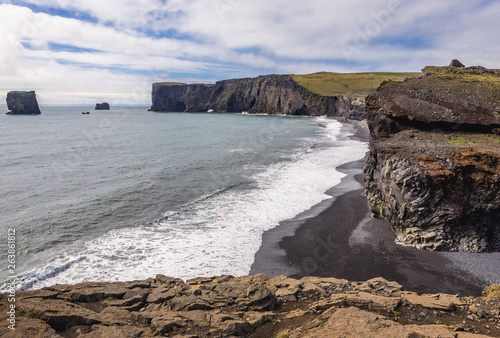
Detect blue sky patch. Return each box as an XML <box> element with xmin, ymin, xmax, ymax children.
<box><xmin>12</xmin><ymin>1</ymin><xmax>99</xmax><ymax>23</ymax></box>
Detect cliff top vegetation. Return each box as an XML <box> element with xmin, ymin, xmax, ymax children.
<box><xmin>292</xmin><ymin>72</ymin><xmax>420</xmax><ymax>98</ymax></box>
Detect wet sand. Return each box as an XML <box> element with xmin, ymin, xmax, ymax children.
<box><xmin>250</xmin><ymin>122</ymin><xmax>500</xmax><ymax>296</ymax></box>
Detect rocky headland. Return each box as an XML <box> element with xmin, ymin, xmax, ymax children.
<box><xmin>364</xmin><ymin>64</ymin><xmax>500</xmax><ymax>252</ymax></box>
<box><xmin>151</xmin><ymin>75</ymin><xmax>365</xmax><ymax>119</ymax></box>
<box><xmin>2</xmin><ymin>274</ymin><xmax>499</xmax><ymax>337</ymax></box>
<box><xmin>6</xmin><ymin>91</ymin><xmax>41</xmax><ymax>115</ymax></box>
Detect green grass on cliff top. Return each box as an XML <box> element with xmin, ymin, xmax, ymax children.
<box><xmin>292</xmin><ymin>72</ymin><xmax>420</xmax><ymax>98</ymax></box>
<box><xmin>423</xmin><ymin>66</ymin><xmax>500</xmax><ymax>86</ymax></box>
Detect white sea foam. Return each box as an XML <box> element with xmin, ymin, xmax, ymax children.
<box><xmin>20</xmin><ymin>119</ymin><xmax>368</xmax><ymax>289</ymax></box>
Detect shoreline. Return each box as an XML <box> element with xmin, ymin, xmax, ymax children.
<box><xmin>250</xmin><ymin>120</ymin><xmax>497</xmax><ymax>296</ymax></box>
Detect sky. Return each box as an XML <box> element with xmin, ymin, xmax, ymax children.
<box><xmin>0</xmin><ymin>0</ymin><xmax>499</xmax><ymax>106</ymax></box>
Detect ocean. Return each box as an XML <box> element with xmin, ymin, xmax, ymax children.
<box><xmin>0</xmin><ymin>107</ymin><xmax>368</xmax><ymax>291</ymax></box>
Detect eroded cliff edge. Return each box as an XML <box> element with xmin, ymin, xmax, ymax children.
<box><xmin>364</xmin><ymin>65</ymin><xmax>500</xmax><ymax>252</ymax></box>
<box><xmin>151</xmin><ymin>74</ymin><xmax>364</xmax><ymax>119</ymax></box>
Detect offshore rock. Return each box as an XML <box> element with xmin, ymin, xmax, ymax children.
<box><xmin>6</xmin><ymin>91</ymin><xmax>41</xmax><ymax>115</ymax></box>
<box><xmin>151</xmin><ymin>74</ymin><xmax>364</xmax><ymax>119</ymax></box>
<box><xmin>364</xmin><ymin>64</ymin><xmax>500</xmax><ymax>252</ymax></box>
<box><xmin>95</xmin><ymin>102</ymin><xmax>110</xmax><ymax>110</ymax></box>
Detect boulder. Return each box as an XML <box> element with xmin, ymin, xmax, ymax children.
<box><xmin>17</xmin><ymin>298</ymin><xmax>100</xmax><ymax>332</ymax></box>
<box><xmin>57</xmin><ymin>282</ymin><xmax>129</xmax><ymax>302</ymax></box>
<box><xmin>295</xmin><ymin>306</ymin><xmax>489</xmax><ymax>338</ymax></box>
<box><xmin>0</xmin><ymin>317</ymin><xmax>60</xmax><ymax>338</ymax></box>
<box><xmin>310</xmin><ymin>292</ymin><xmax>400</xmax><ymax>312</ymax></box>
<box><xmin>96</xmin><ymin>307</ymin><xmax>135</xmax><ymax>325</ymax></box>
<box><xmin>402</xmin><ymin>292</ymin><xmax>464</xmax><ymax>311</ymax></box>
<box><xmin>247</xmin><ymin>284</ymin><xmax>277</xmax><ymax>311</ymax></box>
<box><xmin>79</xmin><ymin>325</ymin><xmax>145</xmax><ymax>338</ymax></box>
<box><xmin>6</xmin><ymin>91</ymin><xmax>41</xmax><ymax>115</ymax></box>
<box><xmin>146</xmin><ymin>286</ymin><xmax>177</xmax><ymax>303</ymax></box>
<box><xmin>169</xmin><ymin>295</ymin><xmax>214</xmax><ymax>311</ymax></box>
<box><xmin>449</xmin><ymin>59</ymin><xmax>465</xmax><ymax>67</ymax></box>
<box><xmin>150</xmin><ymin>312</ymin><xmax>187</xmax><ymax>334</ymax></box>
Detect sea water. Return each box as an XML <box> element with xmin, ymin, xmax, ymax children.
<box><xmin>0</xmin><ymin>107</ymin><xmax>367</xmax><ymax>291</ymax></box>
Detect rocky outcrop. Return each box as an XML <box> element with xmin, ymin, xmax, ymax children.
<box><xmin>6</xmin><ymin>91</ymin><xmax>41</xmax><ymax>115</ymax></box>
<box><xmin>2</xmin><ymin>274</ymin><xmax>498</xmax><ymax>337</ymax></box>
<box><xmin>364</xmin><ymin>64</ymin><xmax>500</xmax><ymax>252</ymax></box>
<box><xmin>95</xmin><ymin>102</ymin><xmax>110</xmax><ymax>110</ymax></box>
<box><xmin>151</xmin><ymin>75</ymin><xmax>364</xmax><ymax>119</ymax></box>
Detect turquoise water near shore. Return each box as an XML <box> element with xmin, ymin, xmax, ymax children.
<box><xmin>0</xmin><ymin>107</ymin><xmax>368</xmax><ymax>291</ymax></box>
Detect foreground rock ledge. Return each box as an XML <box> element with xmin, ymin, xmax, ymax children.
<box><xmin>1</xmin><ymin>274</ymin><xmax>499</xmax><ymax>337</ymax></box>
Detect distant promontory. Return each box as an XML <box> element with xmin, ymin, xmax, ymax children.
<box><xmin>6</xmin><ymin>91</ymin><xmax>41</xmax><ymax>115</ymax></box>
<box><xmin>152</xmin><ymin>75</ymin><xmax>357</xmax><ymax>119</ymax></box>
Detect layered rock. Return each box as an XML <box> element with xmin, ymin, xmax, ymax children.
<box><xmin>6</xmin><ymin>91</ymin><xmax>41</xmax><ymax>115</ymax></box>
<box><xmin>364</xmin><ymin>64</ymin><xmax>500</xmax><ymax>252</ymax></box>
<box><xmin>1</xmin><ymin>274</ymin><xmax>498</xmax><ymax>337</ymax></box>
<box><xmin>151</xmin><ymin>74</ymin><xmax>363</xmax><ymax>119</ymax></box>
<box><xmin>95</xmin><ymin>102</ymin><xmax>110</xmax><ymax>110</ymax></box>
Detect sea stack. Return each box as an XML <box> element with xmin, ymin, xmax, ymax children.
<box><xmin>95</xmin><ymin>102</ymin><xmax>110</xmax><ymax>110</ymax></box>
<box><xmin>6</xmin><ymin>91</ymin><xmax>41</xmax><ymax>115</ymax></box>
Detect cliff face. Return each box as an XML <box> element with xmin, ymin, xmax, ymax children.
<box><xmin>364</xmin><ymin>65</ymin><xmax>500</xmax><ymax>252</ymax></box>
<box><xmin>151</xmin><ymin>74</ymin><xmax>360</xmax><ymax>118</ymax></box>
<box><xmin>6</xmin><ymin>91</ymin><xmax>41</xmax><ymax>115</ymax></box>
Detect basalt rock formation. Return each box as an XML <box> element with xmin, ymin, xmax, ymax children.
<box><xmin>2</xmin><ymin>274</ymin><xmax>498</xmax><ymax>337</ymax></box>
<box><xmin>6</xmin><ymin>91</ymin><xmax>41</xmax><ymax>115</ymax></box>
<box><xmin>364</xmin><ymin>64</ymin><xmax>500</xmax><ymax>252</ymax></box>
<box><xmin>151</xmin><ymin>74</ymin><xmax>363</xmax><ymax>119</ymax></box>
<box><xmin>95</xmin><ymin>102</ymin><xmax>110</xmax><ymax>110</ymax></box>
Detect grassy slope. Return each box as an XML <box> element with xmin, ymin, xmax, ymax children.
<box><xmin>292</xmin><ymin>72</ymin><xmax>420</xmax><ymax>98</ymax></box>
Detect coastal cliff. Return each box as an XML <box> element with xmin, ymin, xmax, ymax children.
<box><xmin>151</xmin><ymin>74</ymin><xmax>362</xmax><ymax>118</ymax></box>
<box><xmin>6</xmin><ymin>91</ymin><xmax>41</xmax><ymax>115</ymax></box>
<box><xmin>364</xmin><ymin>64</ymin><xmax>500</xmax><ymax>252</ymax></box>
<box><xmin>2</xmin><ymin>274</ymin><xmax>499</xmax><ymax>337</ymax></box>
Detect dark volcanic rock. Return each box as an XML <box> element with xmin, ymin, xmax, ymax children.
<box><xmin>95</xmin><ymin>102</ymin><xmax>110</xmax><ymax>110</ymax></box>
<box><xmin>6</xmin><ymin>91</ymin><xmax>41</xmax><ymax>115</ymax></box>
<box><xmin>151</xmin><ymin>74</ymin><xmax>364</xmax><ymax>119</ymax></box>
<box><xmin>364</xmin><ymin>64</ymin><xmax>500</xmax><ymax>252</ymax></box>
<box><xmin>449</xmin><ymin>59</ymin><xmax>465</xmax><ymax>67</ymax></box>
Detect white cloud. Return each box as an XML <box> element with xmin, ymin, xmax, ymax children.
<box><xmin>0</xmin><ymin>0</ymin><xmax>499</xmax><ymax>104</ymax></box>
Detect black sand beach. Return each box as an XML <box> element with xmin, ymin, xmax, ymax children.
<box><xmin>250</xmin><ymin>121</ymin><xmax>500</xmax><ymax>296</ymax></box>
